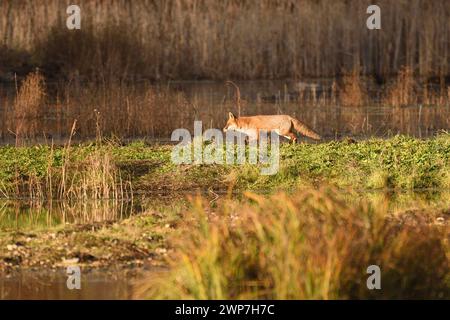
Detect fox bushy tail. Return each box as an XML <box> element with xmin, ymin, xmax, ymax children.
<box><xmin>291</xmin><ymin>118</ymin><xmax>322</xmax><ymax>140</ymax></box>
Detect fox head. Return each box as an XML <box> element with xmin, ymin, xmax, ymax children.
<box><xmin>223</xmin><ymin>112</ymin><xmax>238</xmax><ymax>132</ymax></box>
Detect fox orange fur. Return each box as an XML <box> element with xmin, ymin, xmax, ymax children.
<box><xmin>223</xmin><ymin>81</ymin><xmax>321</xmax><ymax>142</ymax></box>
<box><xmin>223</xmin><ymin>112</ymin><xmax>321</xmax><ymax>142</ymax></box>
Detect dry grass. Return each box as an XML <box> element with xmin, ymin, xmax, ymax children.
<box><xmin>384</xmin><ymin>66</ymin><xmax>450</xmax><ymax>107</ymax></box>
<box><xmin>0</xmin><ymin>0</ymin><xmax>449</xmax><ymax>80</ymax></box>
<box><xmin>11</xmin><ymin>146</ymin><xmax>133</xmax><ymax>201</ymax></box>
<box><xmin>0</xmin><ymin>74</ymin><xmax>449</xmax><ymax>141</ymax></box>
<box><xmin>13</xmin><ymin>71</ymin><xmax>46</xmax><ymax>145</ymax></box>
<box><xmin>422</xmin><ymin>83</ymin><xmax>450</xmax><ymax>106</ymax></box>
<box><xmin>134</xmin><ymin>187</ymin><xmax>449</xmax><ymax>299</ymax></box>
<box><xmin>385</xmin><ymin>67</ymin><xmax>418</xmax><ymax>107</ymax></box>
<box><xmin>1</xmin><ymin>0</ymin><xmax>450</xmax><ymax>142</ymax></box>
<box><xmin>339</xmin><ymin>68</ymin><xmax>367</xmax><ymax>107</ymax></box>
<box><xmin>25</xmin><ymin>157</ymin><xmax>129</xmax><ymax>200</ymax></box>
<box><xmin>59</xmin><ymin>148</ymin><xmax>132</xmax><ymax>201</ymax></box>
<box><xmin>4</xmin><ymin>119</ymin><xmax>133</xmax><ymax>201</ymax></box>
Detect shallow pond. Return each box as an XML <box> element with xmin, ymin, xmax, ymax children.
<box><xmin>0</xmin><ymin>268</ymin><xmax>141</xmax><ymax>299</ymax></box>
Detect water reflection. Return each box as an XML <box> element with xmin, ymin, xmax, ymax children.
<box><xmin>1</xmin><ymin>189</ymin><xmax>449</xmax><ymax>231</ymax></box>
<box><xmin>0</xmin><ymin>269</ymin><xmax>139</xmax><ymax>299</ymax></box>
<box><xmin>0</xmin><ymin>199</ymin><xmax>136</xmax><ymax>231</ymax></box>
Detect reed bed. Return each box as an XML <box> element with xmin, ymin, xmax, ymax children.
<box><xmin>135</xmin><ymin>187</ymin><xmax>449</xmax><ymax>299</ymax></box>
<box><xmin>0</xmin><ymin>71</ymin><xmax>449</xmax><ymax>141</ymax></box>
<box><xmin>339</xmin><ymin>68</ymin><xmax>367</xmax><ymax>107</ymax></box>
<box><xmin>0</xmin><ymin>0</ymin><xmax>449</xmax><ymax>80</ymax></box>
<box><xmin>2</xmin><ymin>146</ymin><xmax>133</xmax><ymax>201</ymax></box>
<box><xmin>0</xmin><ymin>118</ymin><xmax>133</xmax><ymax>200</ymax></box>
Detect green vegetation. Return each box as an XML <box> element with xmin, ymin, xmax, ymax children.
<box><xmin>135</xmin><ymin>187</ymin><xmax>449</xmax><ymax>299</ymax></box>
<box><xmin>255</xmin><ymin>134</ymin><xmax>450</xmax><ymax>190</ymax></box>
<box><xmin>0</xmin><ymin>135</ymin><xmax>449</xmax><ymax>198</ymax></box>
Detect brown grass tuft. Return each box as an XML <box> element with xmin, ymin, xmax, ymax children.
<box><xmin>134</xmin><ymin>187</ymin><xmax>449</xmax><ymax>299</ymax></box>
<box><xmin>339</xmin><ymin>68</ymin><xmax>366</xmax><ymax>107</ymax></box>
<box><xmin>385</xmin><ymin>67</ymin><xmax>417</xmax><ymax>107</ymax></box>
<box><xmin>13</xmin><ymin>70</ymin><xmax>46</xmax><ymax>145</ymax></box>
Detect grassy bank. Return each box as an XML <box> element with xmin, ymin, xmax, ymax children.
<box><xmin>135</xmin><ymin>187</ymin><xmax>449</xmax><ymax>299</ymax></box>
<box><xmin>0</xmin><ymin>134</ymin><xmax>449</xmax><ymax>198</ymax></box>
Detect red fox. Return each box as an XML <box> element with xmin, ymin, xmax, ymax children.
<box><xmin>223</xmin><ymin>112</ymin><xmax>321</xmax><ymax>142</ymax></box>
<box><xmin>223</xmin><ymin>81</ymin><xmax>321</xmax><ymax>142</ymax></box>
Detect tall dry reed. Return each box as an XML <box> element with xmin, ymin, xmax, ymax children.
<box><xmin>0</xmin><ymin>0</ymin><xmax>449</xmax><ymax>80</ymax></box>
<box><xmin>134</xmin><ymin>187</ymin><xmax>449</xmax><ymax>299</ymax></box>
<box><xmin>13</xmin><ymin>70</ymin><xmax>46</xmax><ymax>145</ymax></box>
<box><xmin>1</xmin><ymin>74</ymin><xmax>449</xmax><ymax>141</ymax></box>
<box><xmin>339</xmin><ymin>68</ymin><xmax>367</xmax><ymax>107</ymax></box>
<box><xmin>384</xmin><ymin>67</ymin><xmax>417</xmax><ymax>107</ymax></box>
<box><xmin>4</xmin><ymin>119</ymin><xmax>133</xmax><ymax>200</ymax></box>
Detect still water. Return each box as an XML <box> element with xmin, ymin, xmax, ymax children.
<box><xmin>0</xmin><ymin>269</ymin><xmax>138</xmax><ymax>299</ymax></box>
<box><xmin>0</xmin><ymin>199</ymin><xmax>136</xmax><ymax>231</ymax></box>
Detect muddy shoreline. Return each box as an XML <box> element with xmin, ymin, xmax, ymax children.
<box><xmin>0</xmin><ymin>211</ymin><xmax>174</xmax><ymax>276</ymax></box>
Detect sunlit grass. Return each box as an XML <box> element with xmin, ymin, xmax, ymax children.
<box><xmin>135</xmin><ymin>187</ymin><xmax>449</xmax><ymax>299</ymax></box>
<box><xmin>0</xmin><ymin>134</ymin><xmax>449</xmax><ymax>198</ymax></box>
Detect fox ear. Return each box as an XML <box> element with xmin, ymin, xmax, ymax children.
<box><xmin>228</xmin><ymin>112</ymin><xmax>236</xmax><ymax>119</ymax></box>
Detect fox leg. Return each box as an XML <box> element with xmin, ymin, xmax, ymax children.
<box><xmin>278</xmin><ymin>123</ymin><xmax>296</xmax><ymax>143</ymax></box>
<box><xmin>287</xmin><ymin>132</ymin><xmax>298</xmax><ymax>143</ymax></box>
